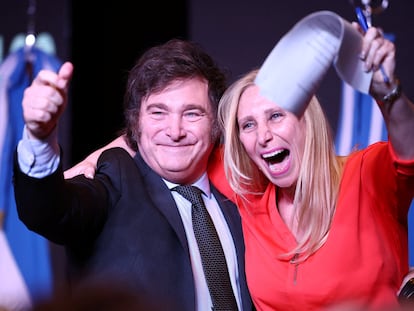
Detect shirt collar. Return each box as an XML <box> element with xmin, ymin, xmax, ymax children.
<box><xmin>164</xmin><ymin>172</ymin><xmax>211</xmax><ymax>198</ymax></box>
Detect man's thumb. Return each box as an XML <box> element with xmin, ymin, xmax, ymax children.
<box><xmin>57</xmin><ymin>61</ymin><xmax>74</xmax><ymax>89</ymax></box>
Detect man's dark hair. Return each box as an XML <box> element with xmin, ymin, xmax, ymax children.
<box><xmin>123</xmin><ymin>38</ymin><xmax>227</xmax><ymax>151</ymax></box>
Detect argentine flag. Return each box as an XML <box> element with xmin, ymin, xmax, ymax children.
<box><xmin>335</xmin><ymin>81</ymin><xmax>414</xmax><ymax>266</ymax></box>
<box><xmin>0</xmin><ymin>44</ymin><xmax>62</xmax><ymax>309</ymax></box>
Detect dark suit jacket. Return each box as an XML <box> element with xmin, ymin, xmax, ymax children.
<box><xmin>13</xmin><ymin>147</ymin><xmax>253</xmax><ymax>310</ymax></box>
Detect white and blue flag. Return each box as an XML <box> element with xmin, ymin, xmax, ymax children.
<box><xmin>0</xmin><ymin>45</ymin><xmax>62</xmax><ymax>310</ymax></box>
<box><xmin>335</xmin><ymin>81</ymin><xmax>414</xmax><ymax>266</ymax></box>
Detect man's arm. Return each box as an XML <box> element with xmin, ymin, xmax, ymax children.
<box><xmin>17</xmin><ymin>62</ymin><xmax>74</xmax><ymax>177</ymax></box>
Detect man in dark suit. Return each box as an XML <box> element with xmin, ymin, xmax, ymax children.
<box><xmin>13</xmin><ymin>39</ymin><xmax>253</xmax><ymax>311</ymax></box>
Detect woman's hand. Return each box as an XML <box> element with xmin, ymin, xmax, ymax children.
<box><xmin>64</xmin><ymin>135</ymin><xmax>133</xmax><ymax>179</ymax></box>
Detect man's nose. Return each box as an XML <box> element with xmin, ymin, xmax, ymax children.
<box><xmin>167</xmin><ymin>115</ymin><xmax>185</xmax><ymax>140</ymax></box>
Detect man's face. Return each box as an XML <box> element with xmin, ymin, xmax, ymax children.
<box><xmin>137</xmin><ymin>78</ymin><xmax>215</xmax><ymax>184</ymax></box>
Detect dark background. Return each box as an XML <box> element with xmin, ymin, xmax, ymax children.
<box><xmin>1</xmin><ymin>0</ymin><xmax>413</xmax><ymax>291</ymax></box>
<box><xmin>1</xmin><ymin>0</ymin><xmax>413</xmax><ymax>166</ymax></box>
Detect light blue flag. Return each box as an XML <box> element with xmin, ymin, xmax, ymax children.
<box><xmin>335</xmin><ymin>82</ymin><xmax>414</xmax><ymax>266</ymax></box>
<box><xmin>0</xmin><ymin>46</ymin><xmax>62</xmax><ymax>303</ymax></box>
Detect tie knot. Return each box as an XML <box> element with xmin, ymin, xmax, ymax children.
<box><xmin>173</xmin><ymin>185</ymin><xmax>203</xmax><ymax>205</ymax></box>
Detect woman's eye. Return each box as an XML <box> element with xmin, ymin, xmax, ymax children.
<box><xmin>271</xmin><ymin>112</ymin><xmax>282</xmax><ymax>120</ymax></box>
<box><xmin>241</xmin><ymin>121</ymin><xmax>254</xmax><ymax>130</ymax></box>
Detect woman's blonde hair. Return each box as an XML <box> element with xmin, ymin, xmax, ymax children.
<box><xmin>218</xmin><ymin>69</ymin><xmax>343</xmax><ymax>260</ymax></box>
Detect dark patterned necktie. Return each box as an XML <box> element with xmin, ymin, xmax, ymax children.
<box><xmin>173</xmin><ymin>185</ymin><xmax>238</xmax><ymax>311</ymax></box>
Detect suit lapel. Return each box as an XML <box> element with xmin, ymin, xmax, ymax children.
<box><xmin>211</xmin><ymin>185</ymin><xmax>244</xmax><ymax>253</ymax></box>
<box><xmin>133</xmin><ymin>152</ymin><xmax>189</xmax><ymax>253</ymax></box>
<box><xmin>132</xmin><ymin>153</ymin><xmax>244</xmax><ymax>270</ymax></box>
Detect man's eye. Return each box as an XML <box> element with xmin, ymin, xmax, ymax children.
<box><xmin>184</xmin><ymin>111</ymin><xmax>203</xmax><ymax>120</ymax></box>
<box><xmin>149</xmin><ymin>110</ymin><xmax>167</xmax><ymax>119</ymax></box>
<box><xmin>185</xmin><ymin>112</ymin><xmax>198</xmax><ymax>117</ymax></box>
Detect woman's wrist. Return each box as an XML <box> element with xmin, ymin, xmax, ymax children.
<box><xmin>380</xmin><ymin>78</ymin><xmax>402</xmax><ymax>105</ymax></box>
<box><xmin>399</xmin><ymin>277</ymin><xmax>414</xmax><ymax>302</ymax></box>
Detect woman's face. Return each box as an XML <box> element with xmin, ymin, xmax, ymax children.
<box><xmin>237</xmin><ymin>84</ymin><xmax>306</xmax><ymax>188</ymax></box>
